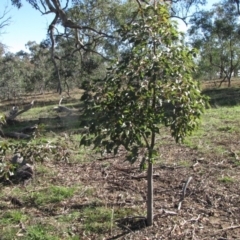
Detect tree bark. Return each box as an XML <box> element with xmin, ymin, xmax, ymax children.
<box><xmin>53</xmin><ymin>97</ymin><xmax>79</xmax><ymax>114</ymax></box>
<box><xmin>147</xmin><ymin>161</ymin><xmax>153</xmax><ymax>226</ymax></box>
<box><xmin>4</xmin><ymin>132</ymin><xmax>31</xmax><ymax>139</ymax></box>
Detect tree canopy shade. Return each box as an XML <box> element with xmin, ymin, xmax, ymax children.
<box><xmin>80</xmin><ymin>3</ymin><xmax>208</xmax><ymax>226</ymax></box>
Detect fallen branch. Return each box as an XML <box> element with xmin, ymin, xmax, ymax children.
<box><xmin>20</xmin><ymin>124</ymin><xmax>38</xmax><ymax>134</ymax></box>
<box><xmin>53</xmin><ymin>97</ymin><xmax>78</xmax><ymax>114</ymax></box>
<box><xmin>154</xmin><ymin>209</ymin><xmax>177</xmax><ymax>219</ymax></box>
<box><xmin>0</xmin><ymin>127</ymin><xmax>32</xmax><ymax>139</ymax></box>
<box><xmin>7</xmin><ymin>101</ymin><xmax>35</xmax><ymax>121</ymax></box>
<box><xmin>205</xmin><ymin>225</ymin><xmax>240</xmax><ymax>238</ymax></box>
<box><xmin>218</xmin><ymin>225</ymin><xmax>240</xmax><ymax>232</ymax></box>
<box><xmin>53</xmin><ymin>105</ymin><xmax>73</xmax><ymax>114</ymax></box>
<box><xmin>4</xmin><ymin>132</ymin><xmax>31</xmax><ymax>139</ymax></box>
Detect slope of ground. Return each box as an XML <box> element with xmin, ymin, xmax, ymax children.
<box><xmin>0</xmin><ymin>88</ymin><xmax>240</xmax><ymax>239</ymax></box>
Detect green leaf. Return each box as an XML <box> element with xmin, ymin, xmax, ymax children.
<box><xmin>78</xmin><ymin>2</ymin><xmax>207</xmax><ymax>172</ymax></box>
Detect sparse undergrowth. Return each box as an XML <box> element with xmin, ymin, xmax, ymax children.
<box><xmin>0</xmin><ymin>89</ymin><xmax>240</xmax><ymax>239</ymax></box>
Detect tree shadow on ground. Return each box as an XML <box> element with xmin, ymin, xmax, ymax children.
<box><xmin>202</xmin><ymin>87</ymin><xmax>240</xmax><ymax>107</ymax></box>
<box><xmin>107</xmin><ymin>217</ymin><xmax>147</xmax><ymax>240</ymax></box>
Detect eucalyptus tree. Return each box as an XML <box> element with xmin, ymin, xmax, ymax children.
<box><xmin>80</xmin><ymin>3</ymin><xmax>207</xmax><ymax>226</ymax></box>
<box><xmin>25</xmin><ymin>41</ymin><xmax>53</xmax><ymax>93</ymax></box>
<box><xmin>0</xmin><ymin>52</ymin><xmax>28</xmax><ymax>99</ymax></box>
<box><xmin>10</xmin><ymin>0</ymin><xmax>135</xmax><ymax>93</ymax></box>
<box><xmin>66</xmin><ymin>0</ymin><xmax>138</xmax><ymax>58</ymax></box>
<box><xmin>9</xmin><ymin>0</ymin><xmax>209</xmax><ymax>92</ymax></box>
<box><xmin>0</xmin><ymin>4</ymin><xmax>11</xmax><ymax>34</ymax></box>
<box><xmin>52</xmin><ymin>28</ymin><xmax>107</xmax><ymax>93</ymax></box>
<box><xmin>0</xmin><ymin>4</ymin><xmax>11</xmax><ymax>66</ymax></box>
<box><xmin>188</xmin><ymin>1</ymin><xmax>240</xmax><ymax>86</ymax></box>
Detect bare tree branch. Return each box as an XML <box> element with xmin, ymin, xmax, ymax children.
<box><xmin>0</xmin><ymin>6</ymin><xmax>11</xmax><ymax>34</ymax></box>
<box><xmin>48</xmin><ymin>12</ymin><xmax>62</xmax><ymax>94</ymax></box>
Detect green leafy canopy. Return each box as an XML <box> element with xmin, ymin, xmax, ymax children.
<box><xmin>80</xmin><ymin>3</ymin><xmax>208</xmax><ymax>167</ymax></box>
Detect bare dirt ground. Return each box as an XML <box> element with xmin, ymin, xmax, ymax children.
<box><xmin>28</xmin><ymin>136</ymin><xmax>240</xmax><ymax>239</ymax></box>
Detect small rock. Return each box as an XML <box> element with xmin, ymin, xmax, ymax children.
<box><xmin>11</xmin><ymin>153</ymin><xmax>26</xmax><ymax>166</ymax></box>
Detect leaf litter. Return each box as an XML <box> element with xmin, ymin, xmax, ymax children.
<box><xmin>1</xmin><ymin>135</ymin><xmax>239</xmax><ymax>239</ymax></box>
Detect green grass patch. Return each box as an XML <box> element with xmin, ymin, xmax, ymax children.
<box><xmin>31</xmin><ymin>186</ymin><xmax>76</xmax><ymax>205</ymax></box>
<box><xmin>233</xmin><ymin>160</ymin><xmax>240</xmax><ymax>166</ymax></box>
<box><xmin>183</xmin><ymin>105</ymin><xmax>240</xmax><ymax>157</ymax></box>
<box><xmin>0</xmin><ymin>210</ymin><xmax>28</xmax><ymax>224</ymax></box>
<box><xmin>58</xmin><ymin>211</ymin><xmax>80</xmax><ymax>223</ymax></box>
<box><xmin>217</xmin><ymin>126</ymin><xmax>235</xmax><ymax>133</ymax></box>
<box><xmin>79</xmin><ymin>206</ymin><xmax>141</xmax><ymax>234</ymax></box>
<box><xmin>0</xmin><ymin>227</ymin><xmax>18</xmax><ymax>240</ymax></box>
<box><xmin>218</xmin><ymin>176</ymin><xmax>234</xmax><ymax>184</ymax></box>
<box><xmin>114</xmin><ymin>207</ymin><xmax>141</xmax><ymax>219</ymax></box>
<box><xmin>26</xmin><ymin>224</ymin><xmax>59</xmax><ymax>240</ymax></box>
<box><xmin>80</xmin><ymin>206</ymin><xmax>112</xmax><ymax>234</ymax></box>
<box><xmin>177</xmin><ymin>160</ymin><xmax>191</xmax><ymax>168</ymax></box>
<box><xmin>36</xmin><ymin>165</ymin><xmax>54</xmax><ymax>175</ymax></box>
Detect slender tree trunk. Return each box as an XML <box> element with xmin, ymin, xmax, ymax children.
<box><xmin>228</xmin><ymin>76</ymin><xmax>231</xmax><ymax>87</ymax></box>
<box><xmin>147</xmin><ymin>161</ymin><xmax>153</xmax><ymax>226</ymax></box>
<box><xmin>146</xmin><ymin>70</ymin><xmax>156</xmax><ymax>226</ymax></box>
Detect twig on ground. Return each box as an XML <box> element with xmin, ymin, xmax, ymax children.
<box><xmin>178</xmin><ymin>176</ymin><xmax>193</xmax><ymax>210</ymax></box>
<box><xmin>170</xmin><ymin>224</ymin><xmax>177</xmax><ymax>236</ymax></box>
<box><xmin>192</xmin><ymin>161</ymin><xmax>199</xmax><ymax>171</ymax></box>
<box><xmin>154</xmin><ymin>209</ymin><xmax>177</xmax><ymax>219</ymax></box>
<box><xmin>203</xmin><ymin>225</ymin><xmax>240</xmax><ymax>239</ymax></box>
<box><xmin>217</xmin><ymin>225</ymin><xmax>240</xmax><ymax>232</ymax></box>
<box><xmin>117</xmin><ymin>224</ymin><xmax>134</xmax><ymax>233</ymax></box>
<box><xmin>111</xmin><ymin>208</ymin><xmax>114</xmax><ymax>235</ymax></box>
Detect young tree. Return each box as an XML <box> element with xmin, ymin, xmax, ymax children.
<box><xmin>80</xmin><ymin>3</ymin><xmax>207</xmax><ymax>226</ymax></box>
<box><xmin>25</xmin><ymin>41</ymin><xmax>53</xmax><ymax>93</ymax></box>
